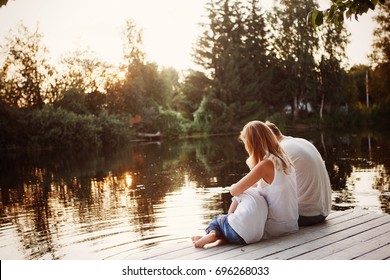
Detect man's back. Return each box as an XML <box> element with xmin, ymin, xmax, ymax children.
<box><xmin>280</xmin><ymin>136</ymin><xmax>332</xmax><ymax>217</ymax></box>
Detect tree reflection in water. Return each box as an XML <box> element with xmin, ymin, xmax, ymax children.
<box><xmin>0</xmin><ymin>130</ymin><xmax>389</xmax><ymax>259</ymax></box>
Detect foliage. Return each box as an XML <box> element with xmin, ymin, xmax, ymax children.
<box><xmin>270</xmin><ymin>0</ymin><xmax>320</xmax><ymax>119</ymax></box>
<box><xmin>27</xmin><ymin>107</ymin><xmax>101</xmax><ymax>150</ymax></box>
<box><xmin>153</xmin><ymin>107</ymin><xmax>190</xmax><ymax>137</ymax></box>
<box><xmin>193</xmin><ymin>94</ymin><xmax>235</xmax><ymax>133</ymax></box>
<box><xmin>309</xmin><ymin>0</ymin><xmax>386</xmax><ymax>27</ymax></box>
<box><xmin>193</xmin><ymin>0</ymin><xmax>271</xmax><ymax>126</ymax></box>
<box><xmin>96</xmin><ymin>111</ymin><xmax>133</xmax><ymax>148</ymax></box>
<box><xmin>0</xmin><ymin>23</ymin><xmax>55</xmax><ymax>109</ymax></box>
<box><xmin>0</xmin><ymin>103</ymin><xmax>29</xmax><ymax>149</ymax></box>
<box><xmin>58</xmin><ymin>48</ymin><xmax>118</xmax><ymax>95</ymax></box>
<box><xmin>1</xmin><ymin>1</ymin><xmax>390</xmax><ymax>152</ymax></box>
<box><xmin>177</xmin><ymin>70</ymin><xmax>211</xmax><ymax>120</ymax></box>
<box><xmin>54</xmin><ymin>88</ymin><xmax>89</xmax><ymax>115</ymax></box>
<box><xmin>370</xmin><ymin>1</ymin><xmax>390</xmax><ymax>110</ymax></box>
<box><xmin>0</xmin><ymin>0</ymin><xmax>8</xmax><ymax>8</ymax></box>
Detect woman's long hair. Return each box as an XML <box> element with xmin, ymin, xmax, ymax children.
<box><xmin>239</xmin><ymin>120</ymin><xmax>292</xmax><ymax>174</ymax></box>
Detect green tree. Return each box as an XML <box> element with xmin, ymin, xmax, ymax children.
<box><xmin>317</xmin><ymin>23</ymin><xmax>350</xmax><ymax>118</ymax></box>
<box><xmin>309</xmin><ymin>0</ymin><xmax>386</xmax><ymax>27</ymax></box>
<box><xmin>178</xmin><ymin>70</ymin><xmax>211</xmax><ymax>120</ymax></box>
<box><xmin>241</xmin><ymin>0</ymin><xmax>272</xmax><ymax>105</ymax></box>
<box><xmin>193</xmin><ymin>0</ymin><xmax>272</xmax><ymax>129</ymax></box>
<box><xmin>270</xmin><ymin>0</ymin><xmax>320</xmax><ymax>119</ymax></box>
<box><xmin>0</xmin><ymin>23</ymin><xmax>55</xmax><ymax>109</ymax></box>
<box><xmin>108</xmin><ymin>19</ymin><xmax>176</xmax><ymax>132</ymax></box>
<box><xmin>54</xmin><ymin>88</ymin><xmax>89</xmax><ymax>115</ymax></box>
<box><xmin>370</xmin><ymin>1</ymin><xmax>390</xmax><ymax>108</ymax></box>
<box><xmin>348</xmin><ymin>64</ymin><xmax>370</xmax><ymax>108</ymax></box>
<box><xmin>59</xmin><ymin>49</ymin><xmax>114</xmax><ymax>95</ymax></box>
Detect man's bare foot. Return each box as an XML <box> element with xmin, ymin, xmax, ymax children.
<box><xmin>193</xmin><ymin>231</ymin><xmax>218</xmax><ymax>248</ymax></box>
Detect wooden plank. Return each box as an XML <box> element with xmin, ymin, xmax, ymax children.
<box><xmin>177</xmin><ymin>211</ymin><xmax>349</xmax><ymax>260</ymax></box>
<box><xmin>122</xmin><ymin>210</ymin><xmax>390</xmax><ymax>260</ymax></box>
<box><xmin>289</xmin><ymin>216</ymin><xmax>390</xmax><ymax>259</ymax></box>
<box><xmin>321</xmin><ymin>231</ymin><xmax>390</xmax><ymax>260</ymax></box>
<box><xmin>203</xmin><ymin>211</ymin><xmax>372</xmax><ymax>260</ymax></box>
<box><xmin>176</xmin><ymin>244</ymin><xmax>244</xmax><ymax>260</ymax></box>
<box><xmin>125</xmin><ymin>240</ymin><xmax>190</xmax><ymax>260</ymax></box>
<box><xmin>355</xmin><ymin>243</ymin><xmax>390</xmax><ymax>260</ymax></box>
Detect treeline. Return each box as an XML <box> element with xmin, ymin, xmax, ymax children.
<box><xmin>1</xmin><ymin>0</ymin><xmax>389</xmax><ymax>151</ymax></box>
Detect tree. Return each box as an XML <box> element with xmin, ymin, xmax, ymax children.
<box><xmin>309</xmin><ymin>0</ymin><xmax>387</xmax><ymax>27</ymax></box>
<box><xmin>370</xmin><ymin>1</ymin><xmax>390</xmax><ymax>108</ymax></box>
<box><xmin>317</xmin><ymin>22</ymin><xmax>350</xmax><ymax>118</ymax></box>
<box><xmin>59</xmin><ymin>49</ymin><xmax>115</xmax><ymax>95</ymax></box>
<box><xmin>177</xmin><ymin>70</ymin><xmax>211</xmax><ymax>120</ymax></box>
<box><xmin>107</xmin><ymin>19</ymin><xmax>175</xmax><ymax>132</ymax></box>
<box><xmin>0</xmin><ymin>23</ymin><xmax>55</xmax><ymax>109</ymax></box>
<box><xmin>241</xmin><ymin>0</ymin><xmax>272</xmax><ymax>105</ymax></box>
<box><xmin>371</xmin><ymin>0</ymin><xmax>390</xmax><ymax>65</ymax></box>
<box><xmin>0</xmin><ymin>0</ymin><xmax>9</xmax><ymax>8</ymax></box>
<box><xmin>193</xmin><ymin>0</ymin><xmax>272</xmax><ymax>128</ymax></box>
<box><xmin>270</xmin><ymin>0</ymin><xmax>320</xmax><ymax>119</ymax></box>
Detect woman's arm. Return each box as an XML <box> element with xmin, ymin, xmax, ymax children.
<box><xmin>228</xmin><ymin>198</ymin><xmax>238</xmax><ymax>214</ymax></box>
<box><xmin>230</xmin><ymin>158</ymin><xmax>273</xmax><ymax>196</ymax></box>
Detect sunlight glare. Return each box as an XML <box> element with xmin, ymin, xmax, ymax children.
<box><xmin>347</xmin><ymin>165</ymin><xmax>382</xmax><ymax>212</ymax></box>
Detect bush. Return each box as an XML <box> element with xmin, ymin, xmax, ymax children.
<box><xmin>28</xmin><ymin>107</ymin><xmax>101</xmax><ymax>150</ymax></box>
<box><xmin>0</xmin><ymin>104</ymin><xmax>29</xmax><ymax>150</ymax></box>
<box><xmin>153</xmin><ymin>108</ymin><xmax>190</xmax><ymax>137</ymax></box>
<box><xmin>193</xmin><ymin>95</ymin><xmax>234</xmax><ymax>133</ymax></box>
<box><xmin>97</xmin><ymin>111</ymin><xmax>132</xmax><ymax>148</ymax></box>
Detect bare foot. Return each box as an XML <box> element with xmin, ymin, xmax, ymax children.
<box><xmin>191</xmin><ymin>236</ymin><xmax>202</xmax><ymax>243</ymax></box>
<box><xmin>204</xmin><ymin>238</ymin><xmax>226</xmax><ymax>249</ymax></box>
<box><xmin>193</xmin><ymin>231</ymin><xmax>218</xmax><ymax>248</ymax></box>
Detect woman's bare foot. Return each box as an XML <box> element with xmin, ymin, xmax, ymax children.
<box><xmin>191</xmin><ymin>236</ymin><xmax>202</xmax><ymax>243</ymax></box>
<box><xmin>193</xmin><ymin>231</ymin><xmax>218</xmax><ymax>248</ymax></box>
<box><xmin>204</xmin><ymin>238</ymin><xmax>226</xmax><ymax>249</ymax></box>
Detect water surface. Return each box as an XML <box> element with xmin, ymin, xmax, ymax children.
<box><xmin>0</xmin><ymin>129</ymin><xmax>389</xmax><ymax>259</ymax></box>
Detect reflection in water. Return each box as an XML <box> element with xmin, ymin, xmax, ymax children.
<box><xmin>333</xmin><ymin>166</ymin><xmax>383</xmax><ymax>212</ymax></box>
<box><xmin>0</xmin><ymin>131</ymin><xmax>389</xmax><ymax>259</ymax></box>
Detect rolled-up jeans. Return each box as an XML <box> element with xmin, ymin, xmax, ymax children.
<box><xmin>205</xmin><ymin>214</ymin><xmax>246</xmax><ymax>245</ymax></box>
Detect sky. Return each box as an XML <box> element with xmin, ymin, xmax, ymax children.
<box><xmin>0</xmin><ymin>0</ymin><xmax>378</xmax><ymax>71</ymax></box>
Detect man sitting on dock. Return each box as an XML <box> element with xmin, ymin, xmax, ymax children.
<box><xmin>266</xmin><ymin>121</ymin><xmax>332</xmax><ymax>226</ymax></box>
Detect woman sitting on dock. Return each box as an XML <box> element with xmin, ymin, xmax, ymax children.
<box><xmin>192</xmin><ymin>121</ymin><xmax>298</xmax><ymax>248</ymax></box>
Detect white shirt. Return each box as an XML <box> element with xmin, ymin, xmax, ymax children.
<box><xmin>228</xmin><ymin>188</ymin><xmax>268</xmax><ymax>244</ymax></box>
<box><xmin>280</xmin><ymin>136</ymin><xmax>332</xmax><ymax>217</ymax></box>
<box><xmin>257</xmin><ymin>156</ymin><xmax>299</xmax><ymax>239</ymax></box>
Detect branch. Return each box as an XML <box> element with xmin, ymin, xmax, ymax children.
<box><xmin>308</xmin><ymin>0</ymin><xmax>386</xmax><ymax>27</ymax></box>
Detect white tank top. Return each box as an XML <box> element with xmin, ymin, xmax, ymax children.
<box><xmin>257</xmin><ymin>156</ymin><xmax>299</xmax><ymax>239</ymax></box>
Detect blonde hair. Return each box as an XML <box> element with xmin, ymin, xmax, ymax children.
<box><xmin>239</xmin><ymin>120</ymin><xmax>292</xmax><ymax>174</ymax></box>
<box><xmin>265</xmin><ymin>120</ymin><xmax>282</xmax><ymax>138</ymax></box>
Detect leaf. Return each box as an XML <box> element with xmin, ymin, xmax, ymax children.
<box><xmin>367</xmin><ymin>0</ymin><xmax>376</xmax><ymax>10</ymax></box>
<box><xmin>315</xmin><ymin>11</ymin><xmax>324</xmax><ymax>27</ymax></box>
<box><xmin>306</xmin><ymin>10</ymin><xmax>317</xmax><ymax>27</ymax></box>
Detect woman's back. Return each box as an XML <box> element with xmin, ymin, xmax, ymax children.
<box><xmin>258</xmin><ymin>156</ymin><xmax>298</xmax><ymax>239</ymax></box>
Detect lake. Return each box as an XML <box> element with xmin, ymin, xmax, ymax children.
<box><xmin>0</xmin><ymin>128</ymin><xmax>389</xmax><ymax>259</ymax></box>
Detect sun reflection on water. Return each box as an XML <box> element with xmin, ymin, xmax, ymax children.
<box><xmin>333</xmin><ymin>164</ymin><xmax>387</xmax><ymax>213</ymax></box>
<box><xmin>1</xmin><ymin>132</ymin><xmax>389</xmax><ymax>260</ymax></box>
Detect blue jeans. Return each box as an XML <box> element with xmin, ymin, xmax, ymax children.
<box><xmin>205</xmin><ymin>214</ymin><xmax>246</xmax><ymax>245</ymax></box>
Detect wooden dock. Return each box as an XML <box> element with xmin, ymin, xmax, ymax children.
<box><xmin>126</xmin><ymin>210</ymin><xmax>390</xmax><ymax>260</ymax></box>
